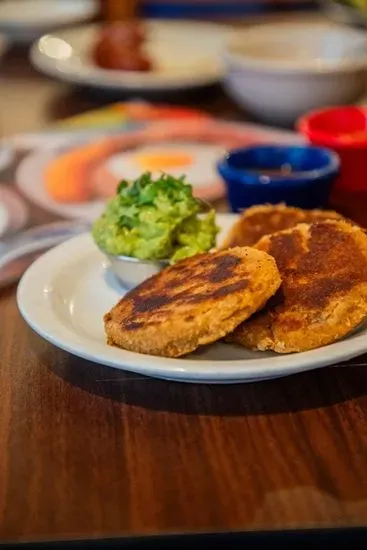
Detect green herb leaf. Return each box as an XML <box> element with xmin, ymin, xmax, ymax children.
<box><xmin>117</xmin><ymin>180</ymin><xmax>128</xmax><ymax>194</ymax></box>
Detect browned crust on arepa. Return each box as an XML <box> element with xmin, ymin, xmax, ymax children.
<box><xmin>221</xmin><ymin>203</ymin><xmax>344</xmax><ymax>249</ymax></box>
<box><xmin>228</xmin><ymin>220</ymin><xmax>367</xmax><ymax>353</ymax></box>
<box><xmin>105</xmin><ymin>247</ymin><xmax>281</xmax><ymax>357</ymax></box>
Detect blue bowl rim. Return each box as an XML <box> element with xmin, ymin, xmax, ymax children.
<box><xmin>217</xmin><ymin>144</ymin><xmax>340</xmax><ymax>187</ymax></box>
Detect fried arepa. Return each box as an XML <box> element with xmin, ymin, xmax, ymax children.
<box><xmin>105</xmin><ymin>247</ymin><xmax>281</xmax><ymax>357</ymax></box>
<box><xmin>228</xmin><ymin>220</ymin><xmax>367</xmax><ymax>353</ymax></box>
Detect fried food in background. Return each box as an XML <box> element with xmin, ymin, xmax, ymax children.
<box><xmin>93</xmin><ymin>21</ymin><xmax>152</xmax><ymax>72</ymax></box>
<box><xmin>105</xmin><ymin>247</ymin><xmax>281</xmax><ymax>357</ymax></box>
<box><xmin>44</xmin><ymin>139</ymin><xmax>116</xmax><ymax>203</ymax></box>
<box><xmin>228</xmin><ymin>220</ymin><xmax>367</xmax><ymax>353</ymax></box>
<box><xmin>44</xmin><ymin>120</ymin><xmax>255</xmax><ymax>205</ymax></box>
<box><xmin>222</xmin><ymin>204</ymin><xmax>344</xmax><ymax>248</ymax></box>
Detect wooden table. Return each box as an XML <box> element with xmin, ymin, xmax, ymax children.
<box><xmin>1</xmin><ymin>37</ymin><xmax>367</xmax><ymax>544</ymax></box>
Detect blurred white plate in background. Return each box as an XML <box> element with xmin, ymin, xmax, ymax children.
<box><xmin>0</xmin><ymin>0</ymin><xmax>98</xmax><ymax>42</ymax></box>
<box><xmin>30</xmin><ymin>21</ymin><xmax>233</xmax><ymax>91</ymax></box>
<box><xmin>15</xmin><ymin>146</ymin><xmax>225</xmax><ymax>222</ymax></box>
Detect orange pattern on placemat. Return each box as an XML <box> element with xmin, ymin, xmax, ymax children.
<box><xmin>44</xmin><ymin>139</ymin><xmax>120</xmax><ymax>203</ymax></box>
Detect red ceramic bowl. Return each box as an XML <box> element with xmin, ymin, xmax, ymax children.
<box><xmin>298</xmin><ymin>106</ymin><xmax>367</xmax><ymax>193</ymax></box>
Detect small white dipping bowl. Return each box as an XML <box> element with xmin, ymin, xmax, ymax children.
<box><xmin>101</xmin><ymin>250</ymin><xmax>169</xmax><ymax>290</ymax></box>
<box><xmin>223</xmin><ymin>22</ymin><xmax>367</xmax><ymax>126</ymax></box>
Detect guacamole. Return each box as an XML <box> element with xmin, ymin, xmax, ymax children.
<box><xmin>92</xmin><ymin>172</ymin><xmax>218</xmax><ymax>262</ymax></box>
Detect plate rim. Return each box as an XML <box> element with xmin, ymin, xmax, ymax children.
<box><xmin>15</xmin><ymin>148</ymin><xmax>225</xmax><ymax>221</ymax></box>
<box><xmin>30</xmin><ymin>20</ymin><xmax>233</xmax><ymax>91</ymax></box>
<box><xmin>17</xmin><ymin>215</ymin><xmax>367</xmax><ymax>383</ymax></box>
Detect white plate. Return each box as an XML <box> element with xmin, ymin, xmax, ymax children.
<box><xmin>17</xmin><ymin>213</ymin><xmax>367</xmax><ymax>384</ymax></box>
<box><xmin>15</xmin><ymin>145</ymin><xmax>225</xmax><ymax>221</ymax></box>
<box><xmin>0</xmin><ymin>0</ymin><xmax>98</xmax><ymax>42</ymax></box>
<box><xmin>30</xmin><ymin>21</ymin><xmax>233</xmax><ymax>91</ymax></box>
<box><xmin>15</xmin><ymin>121</ymin><xmax>301</xmax><ymax>221</ymax></box>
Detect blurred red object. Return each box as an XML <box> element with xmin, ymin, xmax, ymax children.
<box><xmin>298</xmin><ymin>106</ymin><xmax>367</xmax><ymax>227</ymax></box>
<box><xmin>100</xmin><ymin>0</ymin><xmax>138</xmax><ymax>21</ymax></box>
<box><xmin>123</xmin><ymin>103</ymin><xmax>211</xmax><ymax>121</ymax></box>
<box><xmin>93</xmin><ymin>21</ymin><xmax>152</xmax><ymax>71</ymax></box>
<box><xmin>298</xmin><ymin>106</ymin><xmax>367</xmax><ymax>193</ymax></box>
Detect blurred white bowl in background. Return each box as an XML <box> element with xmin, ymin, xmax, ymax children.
<box><xmin>223</xmin><ymin>22</ymin><xmax>367</xmax><ymax>126</ymax></box>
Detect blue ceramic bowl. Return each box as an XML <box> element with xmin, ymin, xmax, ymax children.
<box><xmin>217</xmin><ymin>144</ymin><xmax>340</xmax><ymax>212</ymax></box>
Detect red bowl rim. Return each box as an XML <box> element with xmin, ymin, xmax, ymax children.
<box><xmin>297</xmin><ymin>106</ymin><xmax>367</xmax><ymax>149</ymax></box>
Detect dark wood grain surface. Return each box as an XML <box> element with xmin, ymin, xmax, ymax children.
<box><xmin>1</xmin><ymin>30</ymin><xmax>367</xmax><ymax>542</ymax></box>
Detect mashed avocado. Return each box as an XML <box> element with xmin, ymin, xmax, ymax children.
<box><xmin>92</xmin><ymin>172</ymin><xmax>218</xmax><ymax>262</ymax></box>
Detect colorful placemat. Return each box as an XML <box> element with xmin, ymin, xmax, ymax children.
<box><xmin>6</xmin><ymin>101</ymin><xmax>211</xmax><ymax>150</ymax></box>
<box><xmin>0</xmin><ymin>100</ymin><xmax>302</xmax><ymax>224</ymax></box>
